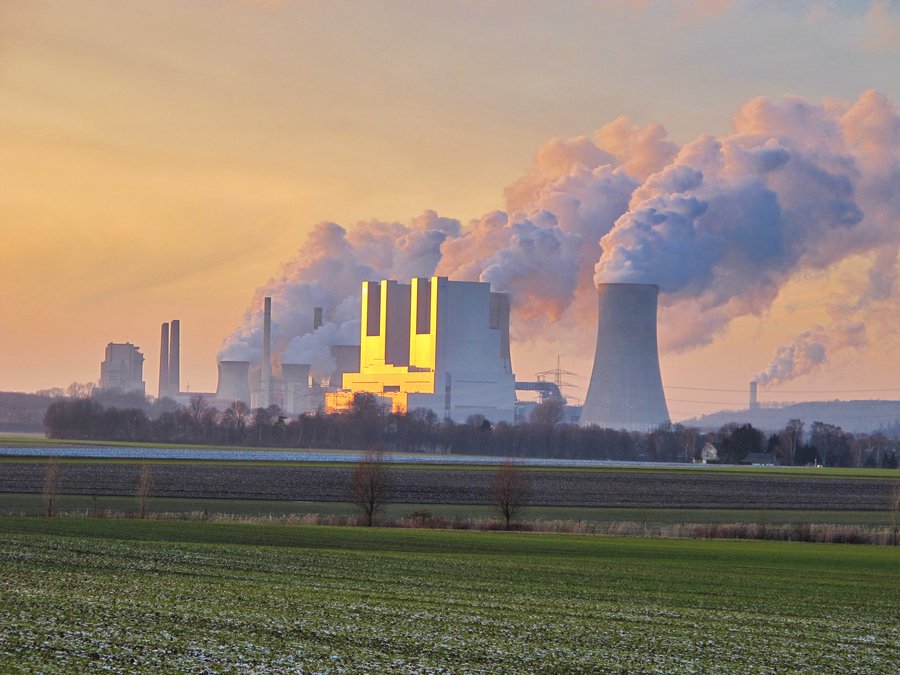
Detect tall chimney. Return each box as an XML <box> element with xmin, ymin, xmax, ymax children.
<box><xmin>580</xmin><ymin>283</ymin><xmax>670</xmax><ymax>431</ymax></box>
<box><xmin>749</xmin><ymin>381</ymin><xmax>758</xmax><ymax>410</ymax></box>
<box><xmin>158</xmin><ymin>322</ymin><xmax>169</xmax><ymax>399</ymax></box>
<box><xmin>313</xmin><ymin>306</ymin><xmax>323</xmax><ymax>330</ymax></box>
<box><xmin>169</xmin><ymin>319</ymin><xmax>180</xmax><ymax>397</ymax></box>
<box><xmin>260</xmin><ymin>297</ymin><xmax>272</xmax><ymax>408</ymax></box>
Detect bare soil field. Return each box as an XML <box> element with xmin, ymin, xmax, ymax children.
<box><xmin>0</xmin><ymin>461</ymin><xmax>894</xmax><ymax>509</ymax></box>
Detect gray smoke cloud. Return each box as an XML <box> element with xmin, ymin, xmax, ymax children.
<box><xmin>756</xmin><ymin>322</ymin><xmax>868</xmax><ymax>386</ymax></box>
<box><xmin>221</xmin><ymin>90</ymin><xmax>899</xmax><ymax>387</ymax></box>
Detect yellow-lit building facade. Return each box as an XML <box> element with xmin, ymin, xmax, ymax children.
<box><xmin>326</xmin><ymin>276</ymin><xmax>516</xmax><ymax>421</ymax></box>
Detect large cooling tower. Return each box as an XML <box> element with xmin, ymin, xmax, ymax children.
<box><xmin>216</xmin><ymin>360</ymin><xmax>251</xmax><ymax>405</ymax></box>
<box><xmin>282</xmin><ymin>363</ymin><xmax>311</xmax><ymax>415</ymax></box>
<box><xmin>260</xmin><ymin>297</ymin><xmax>272</xmax><ymax>408</ymax></box>
<box><xmin>580</xmin><ymin>283</ymin><xmax>670</xmax><ymax>431</ymax></box>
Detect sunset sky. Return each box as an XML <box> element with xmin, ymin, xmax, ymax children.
<box><xmin>2</xmin><ymin>1</ymin><xmax>899</xmax><ymax>420</ymax></box>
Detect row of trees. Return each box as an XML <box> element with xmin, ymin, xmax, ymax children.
<box><xmin>43</xmin><ymin>394</ymin><xmax>900</xmax><ymax>466</ymax></box>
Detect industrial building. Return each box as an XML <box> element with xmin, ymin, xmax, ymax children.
<box><xmin>580</xmin><ymin>283</ymin><xmax>670</xmax><ymax>431</ymax></box>
<box><xmin>99</xmin><ymin>342</ymin><xmax>145</xmax><ymax>394</ymax></box>
<box><xmin>329</xmin><ymin>276</ymin><xmax>517</xmax><ymax>422</ymax></box>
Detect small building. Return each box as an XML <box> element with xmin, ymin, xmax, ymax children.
<box><xmin>99</xmin><ymin>342</ymin><xmax>145</xmax><ymax>394</ymax></box>
<box><xmin>741</xmin><ymin>452</ymin><xmax>776</xmax><ymax>466</ymax></box>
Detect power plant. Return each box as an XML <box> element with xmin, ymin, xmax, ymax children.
<box><xmin>205</xmin><ymin>279</ymin><xmax>676</xmax><ymax>429</ymax></box>
<box><xmin>580</xmin><ymin>283</ymin><xmax>670</xmax><ymax>431</ymax></box>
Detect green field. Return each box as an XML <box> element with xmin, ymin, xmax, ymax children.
<box><xmin>1</xmin><ymin>518</ymin><xmax>897</xmax><ymax>672</ymax></box>
<box><xmin>0</xmin><ymin>492</ymin><xmax>895</xmax><ymax>528</ymax></box>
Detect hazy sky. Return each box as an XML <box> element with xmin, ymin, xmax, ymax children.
<box><xmin>2</xmin><ymin>1</ymin><xmax>899</xmax><ymax>419</ymax></box>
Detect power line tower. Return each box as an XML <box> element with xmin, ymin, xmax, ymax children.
<box><xmin>535</xmin><ymin>355</ymin><xmax>581</xmax><ymax>404</ymax></box>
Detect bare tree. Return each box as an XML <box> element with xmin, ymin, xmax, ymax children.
<box><xmin>491</xmin><ymin>460</ymin><xmax>531</xmax><ymax>530</ymax></box>
<box><xmin>43</xmin><ymin>459</ymin><xmax>60</xmax><ymax>517</ymax></box>
<box><xmin>136</xmin><ymin>463</ymin><xmax>153</xmax><ymax>519</ymax></box>
<box><xmin>352</xmin><ymin>447</ymin><xmax>390</xmax><ymax>526</ymax></box>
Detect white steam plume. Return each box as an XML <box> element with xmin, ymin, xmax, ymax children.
<box><xmin>221</xmin><ymin>91</ymin><xmax>899</xmax><ymax>387</ymax></box>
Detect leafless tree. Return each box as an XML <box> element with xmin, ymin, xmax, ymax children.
<box><xmin>678</xmin><ymin>426</ymin><xmax>699</xmax><ymax>463</ymax></box>
<box><xmin>136</xmin><ymin>463</ymin><xmax>153</xmax><ymax>519</ymax></box>
<box><xmin>491</xmin><ymin>460</ymin><xmax>531</xmax><ymax>530</ymax></box>
<box><xmin>777</xmin><ymin>419</ymin><xmax>804</xmax><ymax>466</ymax></box>
<box><xmin>43</xmin><ymin>459</ymin><xmax>60</xmax><ymax>517</ymax></box>
<box><xmin>352</xmin><ymin>447</ymin><xmax>390</xmax><ymax>526</ymax></box>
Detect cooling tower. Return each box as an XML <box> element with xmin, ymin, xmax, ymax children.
<box><xmin>216</xmin><ymin>360</ymin><xmax>251</xmax><ymax>405</ymax></box>
<box><xmin>260</xmin><ymin>297</ymin><xmax>272</xmax><ymax>408</ymax></box>
<box><xmin>282</xmin><ymin>363</ymin><xmax>311</xmax><ymax>415</ymax></box>
<box><xmin>580</xmin><ymin>283</ymin><xmax>670</xmax><ymax>431</ymax></box>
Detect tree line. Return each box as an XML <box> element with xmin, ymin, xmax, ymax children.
<box><xmin>42</xmin><ymin>393</ymin><xmax>899</xmax><ymax>466</ymax></box>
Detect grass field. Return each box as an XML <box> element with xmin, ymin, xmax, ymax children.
<box><xmin>0</xmin><ymin>492</ymin><xmax>896</xmax><ymax>528</ymax></box>
<box><xmin>1</xmin><ymin>517</ymin><xmax>897</xmax><ymax>672</ymax></box>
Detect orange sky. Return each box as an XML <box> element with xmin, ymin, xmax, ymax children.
<box><xmin>2</xmin><ymin>1</ymin><xmax>899</xmax><ymax>419</ymax></box>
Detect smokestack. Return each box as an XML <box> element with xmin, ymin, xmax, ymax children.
<box><xmin>168</xmin><ymin>319</ymin><xmax>180</xmax><ymax>397</ymax></box>
<box><xmin>158</xmin><ymin>322</ymin><xmax>169</xmax><ymax>399</ymax></box>
<box><xmin>749</xmin><ymin>381</ymin><xmax>758</xmax><ymax>410</ymax></box>
<box><xmin>260</xmin><ymin>297</ymin><xmax>272</xmax><ymax>408</ymax></box>
<box><xmin>580</xmin><ymin>283</ymin><xmax>670</xmax><ymax>431</ymax></box>
<box><xmin>313</xmin><ymin>307</ymin><xmax>323</xmax><ymax>330</ymax></box>
<box><xmin>216</xmin><ymin>360</ymin><xmax>251</xmax><ymax>404</ymax></box>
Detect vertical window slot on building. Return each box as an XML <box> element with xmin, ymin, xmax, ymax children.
<box><xmin>416</xmin><ymin>279</ymin><xmax>431</xmax><ymax>334</ymax></box>
<box><xmin>366</xmin><ymin>282</ymin><xmax>381</xmax><ymax>336</ymax></box>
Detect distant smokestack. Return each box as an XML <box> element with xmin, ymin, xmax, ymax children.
<box><xmin>581</xmin><ymin>283</ymin><xmax>669</xmax><ymax>431</ymax></box>
<box><xmin>260</xmin><ymin>297</ymin><xmax>272</xmax><ymax>408</ymax></box>
<box><xmin>749</xmin><ymin>381</ymin><xmax>758</xmax><ymax>410</ymax></box>
<box><xmin>216</xmin><ymin>360</ymin><xmax>251</xmax><ymax>404</ymax></box>
<box><xmin>169</xmin><ymin>319</ymin><xmax>180</xmax><ymax>397</ymax></box>
<box><xmin>158</xmin><ymin>322</ymin><xmax>170</xmax><ymax>399</ymax></box>
<box><xmin>313</xmin><ymin>307</ymin><xmax>323</xmax><ymax>330</ymax></box>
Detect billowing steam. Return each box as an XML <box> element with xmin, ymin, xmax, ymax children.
<box><xmin>221</xmin><ymin>90</ymin><xmax>899</xmax><ymax>387</ymax></box>
<box><xmin>756</xmin><ymin>322</ymin><xmax>868</xmax><ymax>386</ymax></box>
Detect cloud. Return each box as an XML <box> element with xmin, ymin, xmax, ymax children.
<box><xmin>221</xmin><ymin>90</ymin><xmax>900</xmax><ymax>386</ymax></box>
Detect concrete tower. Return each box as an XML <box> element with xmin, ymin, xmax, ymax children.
<box><xmin>282</xmin><ymin>363</ymin><xmax>311</xmax><ymax>414</ymax></box>
<box><xmin>216</xmin><ymin>361</ymin><xmax>251</xmax><ymax>405</ymax></box>
<box><xmin>260</xmin><ymin>297</ymin><xmax>272</xmax><ymax>408</ymax></box>
<box><xmin>158</xmin><ymin>322</ymin><xmax>169</xmax><ymax>399</ymax></box>
<box><xmin>169</xmin><ymin>319</ymin><xmax>180</xmax><ymax>396</ymax></box>
<box><xmin>580</xmin><ymin>283</ymin><xmax>669</xmax><ymax>431</ymax></box>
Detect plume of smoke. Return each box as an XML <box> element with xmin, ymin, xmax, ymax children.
<box><xmin>436</xmin><ymin>211</ymin><xmax>582</xmax><ymax>321</ymax></box>
<box><xmin>281</xmin><ymin>319</ymin><xmax>361</xmax><ymax>381</ymax></box>
<box><xmin>220</xmin><ymin>90</ymin><xmax>899</xmax><ymax>388</ymax></box>
<box><xmin>593</xmin><ymin>91</ymin><xmax>899</xmax><ymax>381</ymax></box>
<box><xmin>218</xmin><ymin>214</ymin><xmax>458</xmax><ymax>364</ymax></box>
<box><xmin>756</xmin><ymin>322</ymin><xmax>868</xmax><ymax>387</ymax></box>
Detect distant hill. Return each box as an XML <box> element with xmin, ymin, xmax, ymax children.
<box><xmin>684</xmin><ymin>399</ymin><xmax>900</xmax><ymax>436</ymax></box>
